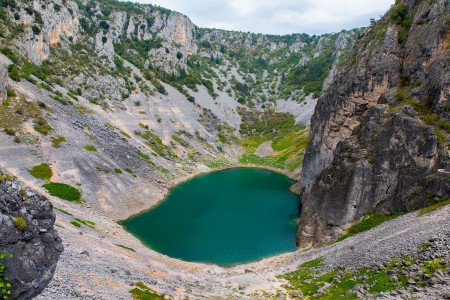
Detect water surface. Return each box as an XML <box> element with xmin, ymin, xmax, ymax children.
<box><xmin>121</xmin><ymin>168</ymin><xmax>300</xmax><ymax>266</ymax></box>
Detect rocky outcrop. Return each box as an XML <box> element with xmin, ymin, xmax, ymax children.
<box><xmin>0</xmin><ymin>171</ymin><xmax>63</xmax><ymax>299</ymax></box>
<box><xmin>298</xmin><ymin>0</ymin><xmax>450</xmax><ymax>247</ymax></box>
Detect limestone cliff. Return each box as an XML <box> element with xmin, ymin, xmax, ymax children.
<box><xmin>0</xmin><ymin>170</ymin><xmax>62</xmax><ymax>299</ymax></box>
<box><xmin>298</xmin><ymin>0</ymin><xmax>450</xmax><ymax>247</ymax></box>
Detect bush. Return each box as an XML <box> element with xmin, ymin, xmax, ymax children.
<box><xmin>29</xmin><ymin>163</ymin><xmax>53</xmax><ymax>181</ymax></box>
<box><xmin>14</xmin><ymin>216</ymin><xmax>27</xmax><ymax>230</ymax></box>
<box><xmin>0</xmin><ymin>251</ymin><xmax>12</xmax><ymax>299</ymax></box>
<box><xmin>84</xmin><ymin>145</ymin><xmax>97</xmax><ymax>152</ymax></box>
<box><xmin>7</xmin><ymin>64</ymin><xmax>20</xmax><ymax>82</ymax></box>
<box><xmin>390</xmin><ymin>4</ymin><xmax>411</xmax><ymax>26</ymax></box>
<box><xmin>33</xmin><ymin>118</ymin><xmax>53</xmax><ymax>135</ymax></box>
<box><xmin>51</xmin><ymin>136</ymin><xmax>67</xmax><ymax>148</ymax></box>
<box><xmin>114</xmin><ymin>168</ymin><xmax>123</xmax><ymax>174</ymax></box>
<box><xmin>32</xmin><ymin>24</ymin><xmax>41</xmax><ymax>35</ymax></box>
<box><xmin>6</xmin><ymin>89</ymin><xmax>16</xmax><ymax>97</ymax></box>
<box><xmin>42</xmin><ymin>182</ymin><xmax>81</xmax><ymax>202</ymax></box>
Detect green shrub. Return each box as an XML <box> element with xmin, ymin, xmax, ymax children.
<box><xmin>33</xmin><ymin>117</ymin><xmax>53</xmax><ymax>135</ymax></box>
<box><xmin>390</xmin><ymin>4</ymin><xmax>411</xmax><ymax>26</ymax></box>
<box><xmin>114</xmin><ymin>168</ymin><xmax>123</xmax><ymax>174</ymax></box>
<box><xmin>6</xmin><ymin>89</ymin><xmax>16</xmax><ymax>97</ymax></box>
<box><xmin>14</xmin><ymin>216</ymin><xmax>27</xmax><ymax>230</ymax></box>
<box><xmin>0</xmin><ymin>251</ymin><xmax>12</xmax><ymax>299</ymax></box>
<box><xmin>29</xmin><ymin>163</ymin><xmax>53</xmax><ymax>181</ymax></box>
<box><xmin>7</xmin><ymin>64</ymin><xmax>20</xmax><ymax>82</ymax></box>
<box><xmin>84</xmin><ymin>145</ymin><xmax>97</xmax><ymax>152</ymax></box>
<box><xmin>51</xmin><ymin>136</ymin><xmax>67</xmax><ymax>148</ymax></box>
<box><xmin>129</xmin><ymin>282</ymin><xmax>165</xmax><ymax>300</ymax></box>
<box><xmin>4</xmin><ymin>127</ymin><xmax>15</xmax><ymax>135</ymax></box>
<box><xmin>31</xmin><ymin>24</ymin><xmax>41</xmax><ymax>35</ymax></box>
<box><xmin>42</xmin><ymin>182</ymin><xmax>82</xmax><ymax>202</ymax></box>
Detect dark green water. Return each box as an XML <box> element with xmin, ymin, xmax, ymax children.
<box><xmin>121</xmin><ymin>168</ymin><xmax>300</xmax><ymax>266</ymax></box>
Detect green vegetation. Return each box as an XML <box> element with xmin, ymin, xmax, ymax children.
<box><xmin>336</xmin><ymin>213</ymin><xmax>403</xmax><ymax>242</ymax></box>
<box><xmin>43</xmin><ymin>183</ymin><xmax>82</xmax><ymax>203</ymax></box>
<box><xmin>74</xmin><ymin>218</ymin><xmax>95</xmax><ymax>228</ymax></box>
<box><xmin>0</xmin><ymin>251</ymin><xmax>12</xmax><ymax>300</ymax></box>
<box><xmin>33</xmin><ymin>117</ymin><xmax>53</xmax><ymax>135</ymax></box>
<box><xmin>281</xmin><ymin>257</ymin><xmax>417</xmax><ymax>299</ymax></box>
<box><xmin>114</xmin><ymin>168</ymin><xmax>123</xmax><ymax>174</ymax></box>
<box><xmin>28</xmin><ymin>163</ymin><xmax>52</xmax><ymax>181</ymax></box>
<box><xmin>129</xmin><ymin>282</ymin><xmax>165</xmax><ymax>300</ymax></box>
<box><xmin>135</xmin><ymin>129</ymin><xmax>177</xmax><ymax>159</ymax></box>
<box><xmin>204</xmin><ymin>158</ymin><xmax>229</xmax><ymax>169</ymax></box>
<box><xmin>238</xmin><ymin>108</ymin><xmax>309</xmax><ymax>171</ymax></box>
<box><xmin>70</xmin><ymin>220</ymin><xmax>81</xmax><ymax>227</ymax></box>
<box><xmin>116</xmin><ymin>244</ymin><xmax>136</xmax><ymax>252</ymax></box>
<box><xmin>418</xmin><ymin>199</ymin><xmax>450</xmax><ymax>216</ymax></box>
<box><xmin>54</xmin><ymin>207</ymin><xmax>74</xmax><ymax>216</ymax></box>
<box><xmin>120</xmin><ymin>131</ymin><xmax>131</xmax><ymax>138</ymax></box>
<box><xmin>14</xmin><ymin>216</ymin><xmax>27</xmax><ymax>230</ymax></box>
<box><xmin>84</xmin><ymin>145</ymin><xmax>98</xmax><ymax>152</ymax></box>
<box><xmin>6</xmin><ymin>89</ymin><xmax>15</xmax><ymax>97</ymax></box>
<box><xmin>51</xmin><ymin>136</ymin><xmax>67</xmax><ymax>148</ymax></box>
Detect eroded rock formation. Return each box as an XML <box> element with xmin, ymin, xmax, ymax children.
<box><xmin>298</xmin><ymin>0</ymin><xmax>450</xmax><ymax>247</ymax></box>
<box><xmin>0</xmin><ymin>171</ymin><xmax>63</xmax><ymax>299</ymax></box>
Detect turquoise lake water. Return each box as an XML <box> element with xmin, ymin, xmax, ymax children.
<box><xmin>121</xmin><ymin>168</ymin><xmax>300</xmax><ymax>266</ymax></box>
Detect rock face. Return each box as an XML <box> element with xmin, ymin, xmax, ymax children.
<box><xmin>0</xmin><ymin>171</ymin><xmax>63</xmax><ymax>299</ymax></box>
<box><xmin>298</xmin><ymin>0</ymin><xmax>450</xmax><ymax>247</ymax></box>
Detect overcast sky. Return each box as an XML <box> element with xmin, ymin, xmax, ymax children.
<box><xmin>135</xmin><ymin>0</ymin><xmax>395</xmax><ymax>35</ymax></box>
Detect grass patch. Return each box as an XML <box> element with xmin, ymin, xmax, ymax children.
<box><xmin>28</xmin><ymin>163</ymin><xmax>53</xmax><ymax>181</ymax></box>
<box><xmin>239</xmin><ymin>125</ymin><xmax>309</xmax><ymax>172</ymax></box>
<box><xmin>281</xmin><ymin>257</ymin><xmax>411</xmax><ymax>299</ymax></box>
<box><xmin>204</xmin><ymin>158</ymin><xmax>229</xmax><ymax>169</ymax></box>
<box><xmin>418</xmin><ymin>199</ymin><xmax>450</xmax><ymax>216</ymax></box>
<box><xmin>84</xmin><ymin>145</ymin><xmax>98</xmax><ymax>152</ymax></box>
<box><xmin>129</xmin><ymin>282</ymin><xmax>165</xmax><ymax>300</ymax></box>
<box><xmin>116</xmin><ymin>244</ymin><xmax>136</xmax><ymax>252</ymax></box>
<box><xmin>74</xmin><ymin>218</ymin><xmax>95</xmax><ymax>228</ymax></box>
<box><xmin>51</xmin><ymin>136</ymin><xmax>67</xmax><ymax>148</ymax></box>
<box><xmin>120</xmin><ymin>131</ymin><xmax>131</xmax><ymax>138</ymax></box>
<box><xmin>43</xmin><ymin>183</ymin><xmax>82</xmax><ymax>203</ymax></box>
<box><xmin>53</xmin><ymin>207</ymin><xmax>73</xmax><ymax>216</ymax></box>
<box><xmin>70</xmin><ymin>220</ymin><xmax>81</xmax><ymax>227</ymax></box>
<box><xmin>336</xmin><ymin>212</ymin><xmax>403</xmax><ymax>242</ymax></box>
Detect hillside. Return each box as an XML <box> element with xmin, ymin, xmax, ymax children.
<box><xmin>0</xmin><ymin>0</ymin><xmax>449</xmax><ymax>299</ymax></box>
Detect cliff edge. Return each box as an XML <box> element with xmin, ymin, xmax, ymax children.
<box><xmin>298</xmin><ymin>0</ymin><xmax>450</xmax><ymax>247</ymax></box>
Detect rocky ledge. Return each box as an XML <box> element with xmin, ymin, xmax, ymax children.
<box><xmin>0</xmin><ymin>170</ymin><xmax>63</xmax><ymax>299</ymax></box>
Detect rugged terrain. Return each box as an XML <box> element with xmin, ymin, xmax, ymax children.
<box><xmin>0</xmin><ymin>0</ymin><xmax>449</xmax><ymax>299</ymax></box>
<box><xmin>0</xmin><ymin>169</ymin><xmax>62</xmax><ymax>299</ymax></box>
<box><xmin>298</xmin><ymin>0</ymin><xmax>450</xmax><ymax>247</ymax></box>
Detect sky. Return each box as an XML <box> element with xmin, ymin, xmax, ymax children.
<box><xmin>135</xmin><ymin>0</ymin><xmax>395</xmax><ymax>35</ymax></box>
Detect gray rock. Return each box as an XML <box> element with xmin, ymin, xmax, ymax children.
<box><xmin>0</xmin><ymin>170</ymin><xmax>63</xmax><ymax>299</ymax></box>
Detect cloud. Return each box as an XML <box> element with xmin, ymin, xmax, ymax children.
<box><xmin>136</xmin><ymin>0</ymin><xmax>395</xmax><ymax>35</ymax></box>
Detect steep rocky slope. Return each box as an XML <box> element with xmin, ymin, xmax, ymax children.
<box><xmin>298</xmin><ymin>0</ymin><xmax>450</xmax><ymax>247</ymax></box>
<box><xmin>0</xmin><ymin>169</ymin><xmax>62</xmax><ymax>299</ymax></box>
<box><xmin>0</xmin><ymin>0</ymin><xmax>359</xmax><ymax>222</ymax></box>
<box><xmin>0</xmin><ymin>0</ymin><xmax>362</xmax><ymax>298</ymax></box>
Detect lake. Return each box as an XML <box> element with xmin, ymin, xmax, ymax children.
<box><xmin>121</xmin><ymin>168</ymin><xmax>300</xmax><ymax>266</ymax></box>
